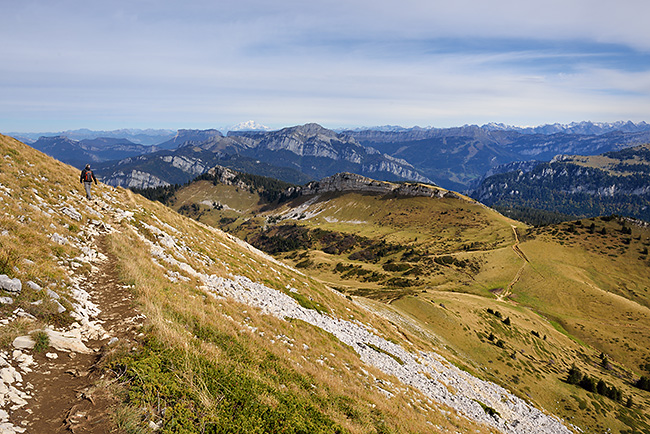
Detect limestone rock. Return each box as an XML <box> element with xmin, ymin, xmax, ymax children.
<box><xmin>11</xmin><ymin>337</ymin><xmax>34</xmax><ymax>351</ymax></box>
<box><xmin>50</xmin><ymin>233</ymin><xmax>67</xmax><ymax>245</ymax></box>
<box><xmin>104</xmin><ymin>170</ymin><xmax>169</xmax><ymax>189</ymax></box>
<box><xmin>44</xmin><ymin>329</ymin><xmax>92</xmax><ymax>354</ymax></box>
<box><xmin>60</xmin><ymin>206</ymin><xmax>82</xmax><ymax>221</ymax></box>
<box><xmin>53</xmin><ymin>300</ymin><xmax>66</xmax><ymax>314</ymax></box>
<box><xmin>25</xmin><ymin>281</ymin><xmax>41</xmax><ymax>291</ymax></box>
<box><xmin>0</xmin><ymin>275</ymin><xmax>21</xmax><ymax>293</ymax></box>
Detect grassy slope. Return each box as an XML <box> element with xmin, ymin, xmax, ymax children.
<box><xmin>0</xmin><ymin>135</ymin><xmax>503</xmax><ymax>433</ymax></box>
<box><xmin>165</xmin><ymin>177</ymin><xmax>650</xmax><ymax>433</ymax></box>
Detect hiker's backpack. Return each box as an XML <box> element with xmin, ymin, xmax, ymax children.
<box><xmin>84</xmin><ymin>170</ymin><xmax>93</xmax><ymax>182</ymax></box>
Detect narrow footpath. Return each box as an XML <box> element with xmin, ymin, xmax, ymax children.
<box><xmin>497</xmin><ymin>226</ymin><xmax>529</xmax><ymax>302</ymax></box>
<box><xmin>12</xmin><ymin>235</ymin><xmax>143</xmax><ymax>433</ymax></box>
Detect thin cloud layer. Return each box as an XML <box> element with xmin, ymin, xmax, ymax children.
<box><xmin>2</xmin><ymin>0</ymin><xmax>649</xmax><ymax>131</ymax></box>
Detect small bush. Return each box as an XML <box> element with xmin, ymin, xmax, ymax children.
<box><xmin>579</xmin><ymin>374</ymin><xmax>596</xmax><ymax>392</ymax></box>
<box><xmin>487</xmin><ymin>308</ymin><xmax>502</xmax><ymax>319</ymax></box>
<box><xmin>567</xmin><ymin>365</ymin><xmax>582</xmax><ymax>385</ymax></box>
<box><xmin>295</xmin><ymin>259</ymin><xmax>313</xmax><ymax>268</ymax></box>
<box><xmin>31</xmin><ymin>330</ymin><xmax>50</xmax><ymax>353</ymax></box>
<box><xmin>382</xmin><ymin>262</ymin><xmax>410</xmax><ymax>272</ymax></box>
<box><xmin>635</xmin><ymin>376</ymin><xmax>650</xmax><ymax>391</ymax></box>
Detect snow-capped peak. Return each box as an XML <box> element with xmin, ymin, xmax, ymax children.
<box><xmin>227</xmin><ymin>120</ymin><xmax>272</xmax><ymax>132</ymax></box>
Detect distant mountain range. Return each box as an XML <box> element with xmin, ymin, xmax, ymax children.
<box><xmin>30</xmin><ymin>136</ymin><xmax>161</xmax><ymax>169</ymax></box>
<box><xmin>346</xmin><ymin>125</ymin><xmax>650</xmax><ymax>190</ymax></box>
<box><xmin>97</xmin><ymin>123</ymin><xmax>431</xmax><ymax>189</ymax></box>
<box><xmin>481</xmin><ymin>120</ymin><xmax>650</xmax><ymax>135</ymax></box>
<box><xmin>10</xmin><ymin>120</ymin><xmax>650</xmax><ymax>193</ymax></box>
<box><xmin>8</xmin><ymin>128</ymin><xmax>176</xmax><ymax>146</ymax></box>
<box><xmin>343</xmin><ymin>120</ymin><xmax>650</xmax><ymax>135</ymax></box>
<box><xmin>5</xmin><ymin>121</ymin><xmax>273</xmax><ymax>145</ymax></box>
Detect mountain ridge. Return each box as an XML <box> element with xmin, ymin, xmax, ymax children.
<box><xmin>12</xmin><ymin>121</ymin><xmax>650</xmax><ymax>192</ymax></box>
<box><xmin>97</xmin><ymin>123</ymin><xmax>432</xmax><ymax>189</ymax></box>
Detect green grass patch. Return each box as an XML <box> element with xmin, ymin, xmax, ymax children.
<box><xmin>111</xmin><ymin>337</ymin><xmax>347</xmax><ymax>434</ymax></box>
<box><xmin>474</xmin><ymin>400</ymin><xmax>500</xmax><ymax>418</ymax></box>
<box><xmin>31</xmin><ymin>330</ymin><xmax>50</xmax><ymax>353</ymax></box>
<box><xmin>289</xmin><ymin>292</ymin><xmax>329</xmax><ymax>314</ymax></box>
<box><xmin>549</xmin><ymin>319</ymin><xmax>587</xmax><ymax>347</ymax></box>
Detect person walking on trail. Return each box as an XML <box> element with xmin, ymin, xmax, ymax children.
<box><xmin>80</xmin><ymin>164</ymin><xmax>98</xmax><ymax>200</ymax></box>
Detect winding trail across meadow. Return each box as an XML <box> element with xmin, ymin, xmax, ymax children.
<box><xmin>497</xmin><ymin>226</ymin><xmax>529</xmax><ymax>302</ymax></box>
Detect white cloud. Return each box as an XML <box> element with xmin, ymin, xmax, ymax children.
<box><xmin>1</xmin><ymin>0</ymin><xmax>649</xmax><ymax>131</ymax></box>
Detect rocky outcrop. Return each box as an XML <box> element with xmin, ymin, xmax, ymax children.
<box><xmin>103</xmin><ymin>170</ymin><xmax>170</xmax><ymax>189</ymax></box>
<box><xmin>159</xmin><ymin>155</ymin><xmax>207</xmax><ymax>176</ymax></box>
<box><xmin>0</xmin><ymin>276</ymin><xmax>21</xmax><ymax>294</ymax></box>
<box><xmin>292</xmin><ymin>172</ymin><xmax>457</xmax><ymax>199</ymax></box>
<box><xmin>299</xmin><ymin>173</ymin><xmax>396</xmax><ymax>195</ymax></box>
<box><xmin>204</xmin><ymin>165</ymin><xmax>248</xmax><ymax>189</ymax></box>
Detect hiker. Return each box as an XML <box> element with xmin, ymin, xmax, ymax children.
<box><xmin>80</xmin><ymin>164</ymin><xmax>98</xmax><ymax>199</ymax></box>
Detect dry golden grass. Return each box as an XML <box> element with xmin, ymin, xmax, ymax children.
<box><xmin>156</xmin><ymin>171</ymin><xmax>650</xmax><ymax>433</ymax></box>
<box><xmin>90</xmin><ymin>184</ymin><xmax>502</xmax><ymax>432</ymax></box>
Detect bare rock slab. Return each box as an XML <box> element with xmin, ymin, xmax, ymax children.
<box><xmin>44</xmin><ymin>329</ymin><xmax>92</xmax><ymax>354</ymax></box>
<box><xmin>0</xmin><ymin>275</ymin><xmax>21</xmax><ymax>293</ymax></box>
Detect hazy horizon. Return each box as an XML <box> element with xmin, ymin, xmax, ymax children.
<box><xmin>3</xmin><ymin>0</ymin><xmax>650</xmax><ymax>132</ymax></box>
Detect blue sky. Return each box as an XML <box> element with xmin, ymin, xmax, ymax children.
<box><xmin>2</xmin><ymin>0</ymin><xmax>650</xmax><ymax>132</ymax></box>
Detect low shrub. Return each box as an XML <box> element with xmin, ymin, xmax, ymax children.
<box><xmin>31</xmin><ymin>330</ymin><xmax>50</xmax><ymax>353</ymax></box>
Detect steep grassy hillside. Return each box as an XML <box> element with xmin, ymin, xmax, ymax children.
<box><xmin>160</xmin><ymin>172</ymin><xmax>650</xmax><ymax>434</ymax></box>
<box><xmin>0</xmin><ymin>135</ymin><xmax>584</xmax><ymax>433</ymax></box>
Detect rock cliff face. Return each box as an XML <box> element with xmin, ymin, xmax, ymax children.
<box><xmin>236</xmin><ymin>123</ymin><xmax>432</xmax><ymax>183</ymax></box>
<box><xmin>293</xmin><ymin>172</ymin><xmax>457</xmax><ymax>199</ymax></box>
<box><xmin>159</xmin><ymin>155</ymin><xmax>208</xmax><ymax>176</ymax></box>
<box><xmin>103</xmin><ymin>170</ymin><xmax>170</xmax><ymax>189</ymax></box>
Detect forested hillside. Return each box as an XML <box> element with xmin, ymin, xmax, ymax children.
<box><xmin>472</xmin><ymin>144</ymin><xmax>650</xmax><ymax>222</ymax></box>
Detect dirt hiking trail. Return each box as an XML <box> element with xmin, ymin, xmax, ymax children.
<box><xmin>13</xmin><ymin>235</ymin><xmax>143</xmax><ymax>433</ymax></box>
